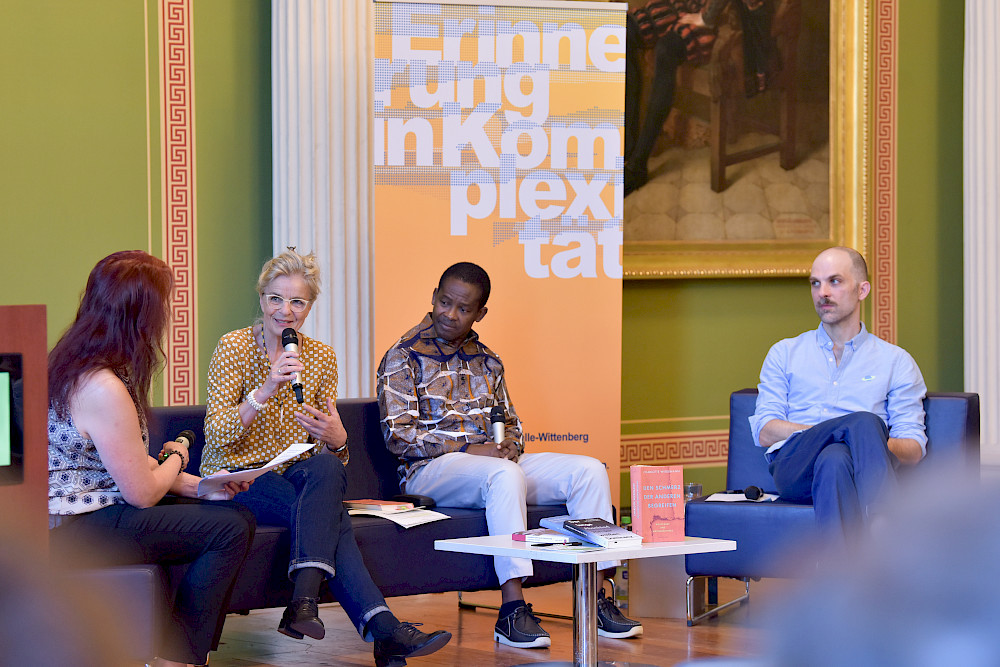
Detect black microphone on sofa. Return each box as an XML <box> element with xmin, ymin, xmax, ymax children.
<box><xmin>726</xmin><ymin>485</ymin><xmax>764</xmax><ymax>501</ymax></box>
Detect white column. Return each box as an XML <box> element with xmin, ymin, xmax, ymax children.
<box><xmin>272</xmin><ymin>0</ymin><xmax>373</xmax><ymax>398</ymax></box>
<box><xmin>965</xmin><ymin>1</ymin><xmax>1000</xmax><ymax>464</ymax></box>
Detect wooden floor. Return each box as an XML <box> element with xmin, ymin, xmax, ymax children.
<box><xmin>209</xmin><ymin>580</ymin><xmax>770</xmax><ymax>667</ymax></box>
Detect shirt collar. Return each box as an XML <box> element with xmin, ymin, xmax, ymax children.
<box><xmin>815</xmin><ymin>321</ymin><xmax>869</xmax><ymax>350</ymax></box>
<box><xmin>417</xmin><ymin>312</ymin><xmax>479</xmax><ymax>348</ymax></box>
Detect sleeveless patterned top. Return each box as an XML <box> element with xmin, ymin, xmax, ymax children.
<box><xmin>47</xmin><ymin>406</ymin><xmax>149</xmax><ymax>516</ymax></box>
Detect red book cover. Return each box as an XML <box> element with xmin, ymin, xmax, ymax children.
<box><xmin>629</xmin><ymin>465</ymin><xmax>684</xmax><ymax>542</ymax></box>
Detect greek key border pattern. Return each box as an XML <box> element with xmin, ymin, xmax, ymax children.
<box><xmin>160</xmin><ymin>0</ymin><xmax>198</xmax><ymax>405</ymax></box>
<box><xmin>620</xmin><ymin>431</ymin><xmax>729</xmax><ymax>467</ymax></box>
<box><xmin>872</xmin><ymin>0</ymin><xmax>897</xmax><ymax>343</ymax></box>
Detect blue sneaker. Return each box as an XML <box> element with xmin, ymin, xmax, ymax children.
<box><xmin>494</xmin><ymin>603</ymin><xmax>551</xmax><ymax>648</ymax></box>
<box><xmin>596</xmin><ymin>589</ymin><xmax>642</xmax><ymax>638</ymax></box>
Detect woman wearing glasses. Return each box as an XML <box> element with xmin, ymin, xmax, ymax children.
<box><xmin>202</xmin><ymin>248</ymin><xmax>451</xmax><ymax>667</ymax></box>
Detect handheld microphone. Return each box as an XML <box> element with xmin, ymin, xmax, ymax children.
<box><xmin>490</xmin><ymin>405</ymin><xmax>505</xmax><ymax>444</ymax></box>
<box><xmin>174</xmin><ymin>429</ymin><xmax>196</xmax><ymax>449</ymax></box>
<box><xmin>281</xmin><ymin>327</ymin><xmax>305</xmax><ymax>404</ymax></box>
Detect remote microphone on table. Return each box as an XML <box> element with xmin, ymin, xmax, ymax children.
<box><xmin>490</xmin><ymin>405</ymin><xmax>505</xmax><ymax>444</ymax></box>
<box><xmin>281</xmin><ymin>327</ymin><xmax>305</xmax><ymax>404</ymax></box>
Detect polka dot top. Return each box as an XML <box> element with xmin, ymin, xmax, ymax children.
<box><xmin>201</xmin><ymin>326</ymin><xmax>345</xmax><ymax>476</ymax></box>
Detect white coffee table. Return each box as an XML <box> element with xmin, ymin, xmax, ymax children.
<box><xmin>435</xmin><ymin>534</ymin><xmax>736</xmax><ymax>667</ymax></box>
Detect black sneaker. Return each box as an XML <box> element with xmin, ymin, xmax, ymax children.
<box><xmin>277</xmin><ymin>597</ymin><xmax>325</xmax><ymax>640</ymax></box>
<box><xmin>596</xmin><ymin>589</ymin><xmax>642</xmax><ymax>638</ymax></box>
<box><xmin>373</xmin><ymin>622</ymin><xmax>452</xmax><ymax>667</ymax></box>
<box><xmin>494</xmin><ymin>602</ymin><xmax>551</xmax><ymax>649</ymax></box>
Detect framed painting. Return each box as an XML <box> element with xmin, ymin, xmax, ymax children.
<box><xmin>623</xmin><ymin>0</ymin><xmax>879</xmax><ymax>278</ymax></box>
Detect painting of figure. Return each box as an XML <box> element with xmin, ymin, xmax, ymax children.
<box><xmin>624</xmin><ymin>0</ymin><xmax>830</xmax><ymax>247</ymax></box>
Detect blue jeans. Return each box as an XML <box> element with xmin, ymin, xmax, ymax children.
<box><xmin>233</xmin><ymin>453</ymin><xmax>390</xmax><ymax>637</ymax></box>
<box><xmin>769</xmin><ymin>412</ymin><xmax>898</xmax><ymax>538</ymax></box>
<box><xmin>49</xmin><ymin>497</ymin><xmax>255</xmax><ymax>664</ymax></box>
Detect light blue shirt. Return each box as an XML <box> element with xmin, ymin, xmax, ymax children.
<box><xmin>749</xmin><ymin>323</ymin><xmax>927</xmax><ymax>457</ymax></box>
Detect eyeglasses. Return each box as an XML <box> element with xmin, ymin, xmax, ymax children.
<box><xmin>263</xmin><ymin>293</ymin><xmax>311</xmax><ymax>313</ymax></box>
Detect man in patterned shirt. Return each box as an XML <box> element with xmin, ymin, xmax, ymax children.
<box><xmin>377</xmin><ymin>262</ymin><xmax>642</xmax><ymax>650</ymax></box>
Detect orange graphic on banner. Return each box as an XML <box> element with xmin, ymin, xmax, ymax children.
<box><xmin>372</xmin><ymin>0</ymin><xmax>626</xmax><ymax>503</ymax></box>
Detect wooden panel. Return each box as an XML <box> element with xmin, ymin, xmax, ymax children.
<box><xmin>0</xmin><ymin>305</ymin><xmax>49</xmax><ymax>554</ymax></box>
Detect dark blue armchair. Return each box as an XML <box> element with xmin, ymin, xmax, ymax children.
<box><xmin>683</xmin><ymin>389</ymin><xmax>980</xmax><ymax>624</ymax></box>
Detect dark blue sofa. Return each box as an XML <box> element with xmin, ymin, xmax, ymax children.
<box><xmin>148</xmin><ymin>398</ymin><xmax>571</xmax><ymax>614</ymax></box>
<box><xmin>683</xmin><ymin>389</ymin><xmax>981</xmax><ymax>624</ymax></box>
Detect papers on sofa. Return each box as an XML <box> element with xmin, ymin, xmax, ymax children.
<box><xmin>347</xmin><ymin>507</ymin><xmax>450</xmax><ymax>528</ymax></box>
<box><xmin>196</xmin><ymin>442</ymin><xmax>317</xmax><ymax>498</ymax></box>
<box><xmin>705</xmin><ymin>492</ymin><xmax>779</xmax><ymax>502</ymax></box>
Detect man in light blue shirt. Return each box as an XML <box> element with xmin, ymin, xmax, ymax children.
<box><xmin>749</xmin><ymin>247</ymin><xmax>927</xmax><ymax>538</ymax></box>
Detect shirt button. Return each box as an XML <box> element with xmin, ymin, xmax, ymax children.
<box><xmin>833</xmin><ymin>381</ymin><xmax>838</xmax><ymax>386</ymax></box>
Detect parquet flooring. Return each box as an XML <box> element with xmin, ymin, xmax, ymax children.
<box><xmin>209</xmin><ymin>579</ymin><xmax>772</xmax><ymax>666</ymax></box>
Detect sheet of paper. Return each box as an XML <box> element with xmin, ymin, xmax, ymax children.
<box><xmin>197</xmin><ymin>442</ymin><xmax>316</xmax><ymax>498</ymax></box>
<box><xmin>347</xmin><ymin>507</ymin><xmax>450</xmax><ymax>528</ymax></box>
<box><xmin>705</xmin><ymin>492</ymin><xmax>779</xmax><ymax>502</ymax></box>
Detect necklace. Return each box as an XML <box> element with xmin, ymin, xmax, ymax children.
<box><xmin>258</xmin><ymin>325</ymin><xmax>285</xmax><ymax>421</ymax></box>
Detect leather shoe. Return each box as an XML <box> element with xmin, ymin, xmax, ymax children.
<box><xmin>374</xmin><ymin>622</ymin><xmax>451</xmax><ymax>667</ymax></box>
<box><xmin>277</xmin><ymin>597</ymin><xmax>325</xmax><ymax>640</ymax></box>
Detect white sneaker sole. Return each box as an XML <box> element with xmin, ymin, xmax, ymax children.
<box><xmin>494</xmin><ymin>631</ymin><xmax>552</xmax><ymax>648</ymax></box>
<box><xmin>598</xmin><ymin>625</ymin><xmax>643</xmax><ymax>639</ymax></box>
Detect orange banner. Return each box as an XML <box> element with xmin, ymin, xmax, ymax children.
<box><xmin>372</xmin><ymin>0</ymin><xmax>626</xmax><ymax>504</ymax></box>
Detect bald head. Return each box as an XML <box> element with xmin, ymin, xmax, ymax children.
<box><xmin>814</xmin><ymin>247</ymin><xmax>868</xmax><ymax>283</ymax></box>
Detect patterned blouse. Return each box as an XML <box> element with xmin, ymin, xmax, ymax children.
<box><xmin>48</xmin><ymin>406</ymin><xmax>148</xmax><ymax>517</ymax></box>
<box><xmin>201</xmin><ymin>326</ymin><xmax>345</xmax><ymax>476</ymax></box>
<box><xmin>376</xmin><ymin>314</ymin><xmax>521</xmax><ymax>485</ymax></box>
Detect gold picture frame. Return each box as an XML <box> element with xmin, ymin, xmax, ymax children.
<box><xmin>624</xmin><ymin>0</ymin><xmax>874</xmax><ymax>279</ymax></box>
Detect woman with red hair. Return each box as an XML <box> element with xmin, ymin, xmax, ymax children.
<box><xmin>47</xmin><ymin>250</ymin><xmax>255</xmax><ymax>667</ymax></box>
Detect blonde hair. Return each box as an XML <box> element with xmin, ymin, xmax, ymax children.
<box><xmin>256</xmin><ymin>247</ymin><xmax>321</xmax><ymax>300</ymax></box>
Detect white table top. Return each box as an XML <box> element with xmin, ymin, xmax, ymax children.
<box><xmin>434</xmin><ymin>534</ymin><xmax>736</xmax><ymax>564</ymax></box>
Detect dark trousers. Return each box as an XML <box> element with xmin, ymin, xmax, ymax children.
<box><xmin>625</xmin><ymin>14</ymin><xmax>687</xmax><ymax>184</ymax></box>
<box><xmin>769</xmin><ymin>412</ymin><xmax>898</xmax><ymax>538</ymax></box>
<box><xmin>233</xmin><ymin>454</ymin><xmax>391</xmax><ymax>638</ymax></box>
<box><xmin>50</xmin><ymin>497</ymin><xmax>255</xmax><ymax>665</ymax></box>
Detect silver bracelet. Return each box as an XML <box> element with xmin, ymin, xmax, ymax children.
<box><xmin>246</xmin><ymin>387</ymin><xmax>267</xmax><ymax>412</ymax></box>
<box><xmin>326</xmin><ymin>439</ymin><xmax>349</xmax><ymax>454</ymax></box>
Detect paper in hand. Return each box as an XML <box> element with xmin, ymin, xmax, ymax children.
<box><xmin>197</xmin><ymin>442</ymin><xmax>316</xmax><ymax>498</ymax></box>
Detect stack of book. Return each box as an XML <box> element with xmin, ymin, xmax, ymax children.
<box><xmin>344</xmin><ymin>499</ymin><xmax>415</xmax><ymax>513</ymax></box>
<box><xmin>539</xmin><ymin>515</ymin><xmax>643</xmax><ymax>548</ymax></box>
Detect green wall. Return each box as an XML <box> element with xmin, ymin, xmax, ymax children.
<box><xmin>1</xmin><ymin>1</ymin><xmax>150</xmax><ymax>344</ymax></box>
<box><xmin>621</xmin><ymin>0</ymin><xmax>966</xmax><ymax>503</ymax></box>
<box><xmin>1</xmin><ymin>0</ymin><xmax>272</xmax><ymax>403</ymax></box>
<box><xmin>192</xmin><ymin>1</ymin><xmax>273</xmax><ymax>397</ymax></box>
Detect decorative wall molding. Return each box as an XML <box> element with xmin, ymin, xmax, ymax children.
<box><xmin>871</xmin><ymin>0</ymin><xmax>897</xmax><ymax>344</ymax></box>
<box><xmin>965</xmin><ymin>0</ymin><xmax>1000</xmax><ymax>464</ymax></box>
<box><xmin>621</xmin><ymin>431</ymin><xmax>729</xmax><ymax>467</ymax></box>
<box><xmin>159</xmin><ymin>0</ymin><xmax>198</xmax><ymax>405</ymax></box>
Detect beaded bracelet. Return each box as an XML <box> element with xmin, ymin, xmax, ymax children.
<box><xmin>246</xmin><ymin>387</ymin><xmax>267</xmax><ymax>412</ymax></box>
<box><xmin>158</xmin><ymin>448</ymin><xmax>188</xmax><ymax>473</ymax></box>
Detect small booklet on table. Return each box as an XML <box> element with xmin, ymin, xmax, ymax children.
<box><xmin>539</xmin><ymin>515</ymin><xmax>643</xmax><ymax>548</ymax></box>
<box><xmin>512</xmin><ymin>528</ymin><xmax>578</xmax><ymax>544</ymax></box>
<box><xmin>344</xmin><ymin>499</ymin><xmax>415</xmax><ymax>513</ymax></box>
